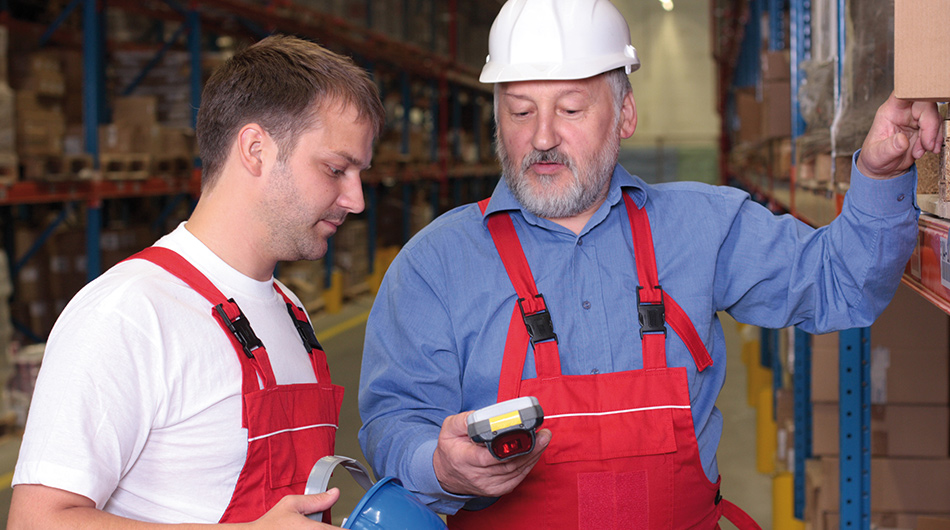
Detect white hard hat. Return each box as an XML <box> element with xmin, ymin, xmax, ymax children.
<box><xmin>479</xmin><ymin>0</ymin><xmax>641</xmax><ymax>84</ymax></box>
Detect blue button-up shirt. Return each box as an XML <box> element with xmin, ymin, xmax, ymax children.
<box><xmin>359</xmin><ymin>157</ymin><xmax>918</xmax><ymax>514</ymax></box>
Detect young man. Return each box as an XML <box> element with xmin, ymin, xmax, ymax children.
<box><xmin>357</xmin><ymin>0</ymin><xmax>942</xmax><ymax>527</ymax></box>
<box><xmin>9</xmin><ymin>35</ymin><xmax>384</xmax><ymax>528</ymax></box>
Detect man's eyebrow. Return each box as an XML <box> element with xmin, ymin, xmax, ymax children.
<box><xmin>333</xmin><ymin>151</ymin><xmax>372</xmax><ymax>171</ymax></box>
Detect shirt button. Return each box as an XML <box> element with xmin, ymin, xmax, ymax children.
<box><xmin>582</xmin><ymin>300</ymin><xmax>591</xmax><ymax>310</ymax></box>
<box><xmin>590</xmin><ymin>368</ymin><xmax>600</xmax><ymax>374</ymax></box>
<box><xmin>897</xmin><ymin>193</ymin><xmax>905</xmax><ymax>202</ymax></box>
<box><xmin>577</xmin><ymin>238</ymin><xmax>583</xmax><ymax>246</ymax></box>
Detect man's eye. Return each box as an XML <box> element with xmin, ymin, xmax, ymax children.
<box><xmin>329</xmin><ymin>166</ymin><xmax>345</xmax><ymax>176</ymax></box>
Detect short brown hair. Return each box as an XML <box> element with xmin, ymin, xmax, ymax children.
<box><xmin>196</xmin><ymin>35</ymin><xmax>385</xmax><ymax>189</ymax></box>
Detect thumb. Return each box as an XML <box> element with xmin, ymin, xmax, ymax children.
<box><xmin>891</xmin><ymin>131</ymin><xmax>910</xmax><ymax>153</ymax></box>
<box><xmin>859</xmin><ymin>131</ymin><xmax>911</xmax><ymax>179</ymax></box>
<box><xmin>301</xmin><ymin>487</ymin><xmax>341</xmax><ymax>515</ymax></box>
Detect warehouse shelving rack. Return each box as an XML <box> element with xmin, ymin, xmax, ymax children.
<box><xmin>1</xmin><ymin>0</ymin><xmax>501</xmax><ymax>339</ymax></box>
<box><xmin>717</xmin><ymin>0</ymin><xmax>874</xmax><ymax>526</ymax></box>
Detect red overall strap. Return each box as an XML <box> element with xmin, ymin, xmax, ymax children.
<box><xmin>128</xmin><ymin>247</ymin><xmax>278</xmax><ymax>390</ymax></box>
<box><xmin>623</xmin><ymin>194</ymin><xmax>713</xmax><ymax>372</ymax></box>
<box><xmin>274</xmin><ymin>285</ymin><xmax>333</xmax><ymax>384</ymax></box>
<box><xmin>478</xmin><ymin>199</ymin><xmax>561</xmax><ymax>392</ymax></box>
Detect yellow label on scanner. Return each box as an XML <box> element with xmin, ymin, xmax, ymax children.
<box><xmin>489</xmin><ymin>411</ymin><xmax>523</xmax><ymax>431</ymax></box>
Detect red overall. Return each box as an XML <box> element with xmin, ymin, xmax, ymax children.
<box><xmin>130</xmin><ymin>247</ymin><xmax>344</xmax><ymax>524</ymax></box>
<box><xmin>449</xmin><ymin>197</ymin><xmax>760</xmax><ymax>529</ymax></box>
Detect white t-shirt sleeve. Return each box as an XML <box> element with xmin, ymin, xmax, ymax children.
<box><xmin>13</xmin><ymin>266</ymin><xmax>162</xmax><ymax>507</ymax></box>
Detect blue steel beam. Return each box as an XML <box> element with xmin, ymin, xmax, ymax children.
<box><xmin>39</xmin><ymin>0</ymin><xmax>82</xmax><ymax>47</ymax></box>
<box><xmin>83</xmin><ymin>0</ymin><xmax>102</xmax><ymax>164</ymax></box>
<box><xmin>767</xmin><ymin>0</ymin><xmax>785</xmax><ymax>51</ymax></box>
<box><xmin>121</xmin><ymin>23</ymin><xmax>188</xmax><ymax>96</ymax></box>
<box><xmin>839</xmin><ymin>327</ymin><xmax>871</xmax><ymax>529</ymax></box>
<box><xmin>790</xmin><ymin>0</ymin><xmax>811</xmax><ymax>146</ymax></box>
<box><xmin>187</xmin><ymin>7</ymin><xmax>202</xmax><ymax>131</ymax></box>
<box><xmin>12</xmin><ymin>208</ymin><xmax>70</xmax><ymax>276</ymax></box>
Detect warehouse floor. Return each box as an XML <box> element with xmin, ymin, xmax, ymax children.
<box><xmin>0</xmin><ymin>295</ymin><xmax>771</xmax><ymax>527</ymax></box>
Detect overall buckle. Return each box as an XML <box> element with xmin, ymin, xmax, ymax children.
<box><xmin>517</xmin><ymin>294</ymin><xmax>558</xmax><ymax>345</ymax></box>
<box><xmin>636</xmin><ymin>286</ymin><xmax>667</xmax><ymax>338</ymax></box>
<box><xmin>287</xmin><ymin>302</ymin><xmax>323</xmax><ymax>351</ymax></box>
<box><xmin>215</xmin><ymin>300</ymin><xmax>263</xmax><ymax>358</ymax></box>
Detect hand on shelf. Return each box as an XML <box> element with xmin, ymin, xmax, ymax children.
<box><xmin>856</xmin><ymin>92</ymin><xmax>943</xmax><ymax>180</ymax></box>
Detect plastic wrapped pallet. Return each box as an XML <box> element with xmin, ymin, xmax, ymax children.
<box><xmin>830</xmin><ymin>0</ymin><xmax>894</xmax><ymax>161</ymax></box>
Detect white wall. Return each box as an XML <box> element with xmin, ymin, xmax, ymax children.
<box><xmin>614</xmin><ymin>0</ymin><xmax>720</xmax><ymax>148</ymax></box>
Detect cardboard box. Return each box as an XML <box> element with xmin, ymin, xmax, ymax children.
<box><xmin>812</xmin><ymin>403</ymin><xmax>949</xmax><ymax>458</ymax></box>
<box><xmin>816</xmin><ymin>457</ymin><xmax>950</xmax><ymax>514</ymax></box>
<box><xmin>0</xmin><ymin>25</ymin><xmax>8</xmax><ymax>84</ymax></box>
<box><xmin>811</xmin><ymin>284</ymin><xmax>950</xmax><ymax>404</ymax></box>
<box><xmin>822</xmin><ymin>512</ymin><xmax>950</xmax><ymax>530</ymax></box>
<box><xmin>99</xmin><ymin>123</ymin><xmax>161</xmax><ymax>155</ymax></box>
<box><xmin>0</xmin><ymin>83</ymin><xmax>15</xmax><ymax>153</ymax></box>
<box><xmin>15</xmin><ymin>91</ymin><xmax>66</xmax><ymax>157</ymax></box>
<box><xmin>762</xmin><ymin>50</ymin><xmax>790</xmax><ymax>81</ymax></box>
<box><xmin>735</xmin><ymin>87</ymin><xmax>763</xmax><ymax>145</ymax></box>
<box><xmin>894</xmin><ymin>0</ymin><xmax>950</xmax><ymax>101</ymax></box>
<box><xmin>918</xmin><ymin>517</ymin><xmax>950</xmax><ymax>530</ymax></box>
<box><xmin>762</xmin><ymin>80</ymin><xmax>791</xmax><ymax>139</ymax></box>
<box><xmin>112</xmin><ymin>95</ymin><xmax>158</xmax><ymax>126</ymax></box>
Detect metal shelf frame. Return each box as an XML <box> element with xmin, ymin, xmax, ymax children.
<box><xmin>731</xmin><ymin>0</ymin><xmax>872</xmax><ymax>524</ymax></box>
<box><xmin>3</xmin><ymin>0</ymin><xmax>502</xmax><ymax>320</ymax></box>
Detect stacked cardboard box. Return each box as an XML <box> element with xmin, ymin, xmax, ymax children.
<box><xmin>0</xmin><ymin>25</ymin><xmax>16</xmax><ymax>183</ymax></box>
<box><xmin>333</xmin><ymin>219</ymin><xmax>369</xmax><ymax>297</ymax></box>
<box><xmin>277</xmin><ymin>259</ymin><xmax>326</xmax><ymax>311</ymax></box>
<box><xmin>0</xmin><ymin>250</ymin><xmax>14</xmax><ymax>409</ymax></box>
<box><xmin>894</xmin><ymin>0</ymin><xmax>950</xmax><ymax>102</ymax></box>
<box><xmin>806</xmin><ymin>284</ymin><xmax>950</xmax><ymax>528</ymax></box>
<box><xmin>15</xmin><ymin>89</ymin><xmax>65</xmax><ymax>160</ymax></box>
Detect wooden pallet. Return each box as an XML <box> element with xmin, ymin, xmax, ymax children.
<box><xmin>21</xmin><ymin>154</ymin><xmax>95</xmax><ymax>181</ymax></box>
<box><xmin>100</xmin><ymin>153</ymin><xmax>151</xmax><ymax>180</ymax></box>
<box><xmin>0</xmin><ymin>152</ymin><xmax>18</xmax><ymax>185</ymax></box>
<box><xmin>151</xmin><ymin>154</ymin><xmax>193</xmax><ymax>177</ymax></box>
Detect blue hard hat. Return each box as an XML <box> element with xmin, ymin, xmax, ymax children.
<box><xmin>306</xmin><ymin>456</ymin><xmax>447</xmax><ymax>530</ymax></box>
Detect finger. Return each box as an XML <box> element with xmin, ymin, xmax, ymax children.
<box><xmin>913</xmin><ymin>101</ymin><xmax>944</xmax><ymax>153</ymax></box>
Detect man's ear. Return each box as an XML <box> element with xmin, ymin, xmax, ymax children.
<box><xmin>238</xmin><ymin>124</ymin><xmax>266</xmax><ymax>176</ymax></box>
<box><xmin>619</xmin><ymin>91</ymin><xmax>637</xmax><ymax>139</ymax></box>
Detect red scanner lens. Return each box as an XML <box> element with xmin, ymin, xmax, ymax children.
<box><xmin>490</xmin><ymin>430</ymin><xmax>534</xmax><ymax>460</ymax></box>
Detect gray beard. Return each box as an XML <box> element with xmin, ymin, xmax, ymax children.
<box><xmin>498</xmin><ymin>139</ymin><xmax>619</xmax><ymax>219</ymax></box>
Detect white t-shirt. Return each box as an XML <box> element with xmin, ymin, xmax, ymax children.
<box><xmin>12</xmin><ymin>223</ymin><xmax>322</xmax><ymax>523</ymax></box>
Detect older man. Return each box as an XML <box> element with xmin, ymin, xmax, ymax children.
<box><xmin>358</xmin><ymin>0</ymin><xmax>942</xmax><ymax>528</ymax></box>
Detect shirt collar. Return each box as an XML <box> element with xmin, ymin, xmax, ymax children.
<box><xmin>481</xmin><ymin>164</ymin><xmax>649</xmax><ymax>234</ymax></box>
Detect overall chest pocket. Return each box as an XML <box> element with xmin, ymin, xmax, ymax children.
<box><xmin>520</xmin><ymin>369</ymin><xmax>686</xmax><ymax>464</ymax></box>
<box><xmin>244</xmin><ymin>383</ymin><xmax>344</xmax><ymax>489</ymax></box>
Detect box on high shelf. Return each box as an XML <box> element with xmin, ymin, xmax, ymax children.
<box><xmin>11</xmin><ymin>50</ymin><xmax>65</xmax><ymax>98</ymax></box>
<box><xmin>112</xmin><ymin>95</ymin><xmax>159</xmax><ymax>127</ymax></box>
<box><xmin>812</xmin><ymin>403</ymin><xmax>949</xmax><ymax>458</ymax></box>
<box><xmin>895</xmin><ymin>0</ymin><xmax>950</xmax><ymax>101</ymax></box>
<box><xmin>0</xmin><ymin>82</ymin><xmax>15</xmax><ymax>156</ymax></box>
<box><xmin>761</xmin><ymin>80</ymin><xmax>791</xmax><ymax>140</ymax></box>
<box><xmin>733</xmin><ymin>87</ymin><xmax>762</xmax><ymax>145</ymax></box>
<box><xmin>810</xmin><ymin>283</ymin><xmax>950</xmax><ymax>405</ymax></box>
<box><xmin>0</xmin><ymin>25</ymin><xmax>7</xmax><ymax>84</ymax></box>
<box><xmin>761</xmin><ymin>50</ymin><xmax>790</xmax><ymax>82</ymax></box>
<box><xmin>98</xmin><ymin>122</ymin><xmax>162</xmax><ymax>155</ymax></box>
<box><xmin>15</xmin><ymin>90</ymin><xmax>65</xmax><ymax>157</ymax></box>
